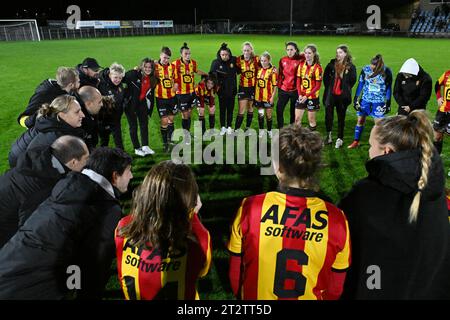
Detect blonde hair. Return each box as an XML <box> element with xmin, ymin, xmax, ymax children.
<box><xmin>38</xmin><ymin>94</ymin><xmax>77</xmax><ymax>118</ymax></box>
<box><xmin>56</xmin><ymin>67</ymin><xmax>79</xmax><ymax>88</ymax></box>
<box><xmin>109</xmin><ymin>62</ymin><xmax>125</xmax><ymax>77</ymax></box>
<box><xmin>260</xmin><ymin>51</ymin><xmax>272</xmax><ymax>62</ymax></box>
<box><xmin>374</xmin><ymin>110</ymin><xmax>434</xmax><ymax>223</ymax></box>
<box><xmin>242</xmin><ymin>41</ymin><xmax>255</xmax><ymax>58</ymax></box>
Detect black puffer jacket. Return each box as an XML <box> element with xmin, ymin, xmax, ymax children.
<box><xmin>0</xmin><ymin>171</ymin><xmax>122</xmax><ymax>300</ymax></box>
<box><xmin>17</xmin><ymin>79</ymin><xmax>66</xmax><ymax>128</ymax></box>
<box><xmin>76</xmin><ymin>64</ymin><xmax>100</xmax><ymax>88</ymax></box>
<box><xmin>209</xmin><ymin>48</ymin><xmax>238</xmax><ymax>97</ymax></box>
<box><xmin>322</xmin><ymin>59</ymin><xmax>357</xmax><ymax>106</ymax></box>
<box><xmin>8</xmin><ymin>115</ymin><xmax>84</xmax><ymax>168</ymax></box>
<box><xmin>78</xmin><ymin>98</ymin><xmax>99</xmax><ymax>150</ymax></box>
<box><xmin>393</xmin><ymin>66</ymin><xmax>432</xmax><ymax>115</ymax></box>
<box><xmin>339</xmin><ymin>149</ymin><xmax>450</xmax><ymax>299</ymax></box>
<box><xmin>0</xmin><ymin>146</ymin><xmax>68</xmax><ymax>248</ymax></box>
<box><xmin>98</xmin><ymin>68</ymin><xmax>125</xmax><ymax>125</ymax></box>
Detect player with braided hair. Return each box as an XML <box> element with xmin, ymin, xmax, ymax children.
<box><xmin>339</xmin><ymin>110</ymin><xmax>450</xmax><ymax>299</ymax></box>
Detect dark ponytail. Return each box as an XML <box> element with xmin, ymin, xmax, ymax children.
<box><xmin>180</xmin><ymin>42</ymin><xmax>189</xmax><ymax>54</ymax></box>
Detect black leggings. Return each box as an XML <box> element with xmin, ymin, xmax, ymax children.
<box><xmin>325</xmin><ymin>95</ymin><xmax>348</xmax><ymax>140</ymax></box>
<box><xmin>276</xmin><ymin>89</ymin><xmax>298</xmax><ymax>129</ymax></box>
<box><xmin>124</xmin><ymin>99</ymin><xmax>149</xmax><ymax>149</ymax></box>
<box><xmin>219</xmin><ymin>95</ymin><xmax>235</xmax><ymax>128</ymax></box>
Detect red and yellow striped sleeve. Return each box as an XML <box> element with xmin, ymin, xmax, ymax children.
<box><xmin>227</xmin><ymin>199</ymin><xmax>246</xmax><ymax>255</ymax></box>
<box><xmin>331</xmin><ymin>210</ymin><xmax>351</xmax><ymax>271</ymax></box>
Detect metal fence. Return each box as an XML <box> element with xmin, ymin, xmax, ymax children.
<box><xmin>36</xmin><ymin>24</ymin><xmax>195</xmax><ymax>41</ymax></box>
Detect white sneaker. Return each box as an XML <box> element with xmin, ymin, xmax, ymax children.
<box><xmin>244</xmin><ymin>129</ymin><xmax>252</xmax><ymax>136</ymax></box>
<box><xmin>142</xmin><ymin>146</ymin><xmax>155</xmax><ymax>155</ymax></box>
<box><xmin>134</xmin><ymin>148</ymin><xmax>146</xmax><ymax>157</ymax></box>
<box><xmin>268</xmin><ymin>130</ymin><xmax>273</xmax><ymax>139</ymax></box>
<box><xmin>220</xmin><ymin>127</ymin><xmax>227</xmax><ymax>136</ymax></box>
<box><xmin>326</xmin><ymin>132</ymin><xmax>332</xmax><ymax>145</ymax></box>
<box><xmin>259</xmin><ymin>129</ymin><xmax>266</xmax><ymax>138</ymax></box>
<box><xmin>335</xmin><ymin>138</ymin><xmax>343</xmax><ymax>149</ymax></box>
<box><xmin>226</xmin><ymin>127</ymin><xmax>234</xmax><ymax>135</ymax></box>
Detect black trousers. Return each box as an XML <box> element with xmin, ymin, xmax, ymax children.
<box><xmin>124</xmin><ymin>99</ymin><xmax>149</xmax><ymax>149</ymax></box>
<box><xmin>99</xmin><ymin>107</ymin><xmax>124</xmax><ymax>149</ymax></box>
<box><xmin>276</xmin><ymin>89</ymin><xmax>297</xmax><ymax>129</ymax></box>
<box><xmin>219</xmin><ymin>95</ymin><xmax>235</xmax><ymax>128</ymax></box>
<box><xmin>325</xmin><ymin>95</ymin><xmax>348</xmax><ymax>140</ymax></box>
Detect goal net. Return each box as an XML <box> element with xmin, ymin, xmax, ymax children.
<box><xmin>0</xmin><ymin>20</ymin><xmax>41</xmax><ymax>41</ymax></box>
<box><xmin>200</xmin><ymin>19</ymin><xmax>231</xmax><ymax>34</ymax></box>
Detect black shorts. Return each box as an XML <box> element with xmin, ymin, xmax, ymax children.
<box><xmin>433</xmin><ymin>110</ymin><xmax>450</xmax><ymax>134</ymax></box>
<box><xmin>237</xmin><ymin>86</ymin><xmax>255</xmax><ymax>101</ymax></box>
<box><xmin>254</xmin><ymin>101</ymin><xmax>273</xmax><ymax>109</ymax></box>
<box><xmin>156</xmin><ymin>97</ymin><xmax>177</xmax><ymax>117</ymax></box>
<box><xmin>177</xmin><ymin>93</ymin><xmax>196</xmax><ymax>111</ymax></box>
<box><xmin>295</xmin><ymin>98</ymin><xmax>320</xmax><ymax>111</ymax></box>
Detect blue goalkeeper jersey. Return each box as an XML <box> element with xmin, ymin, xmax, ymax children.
<box><xmin>356</xmin><ymin>65</ymin><xmax>392</xmax><ymax>104</ymax></box>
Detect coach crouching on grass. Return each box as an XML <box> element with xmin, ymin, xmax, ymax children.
<box><xmin>0</xmin><ymin>147</ymin><xmax>133</xmax><ymax>300</ymax></box>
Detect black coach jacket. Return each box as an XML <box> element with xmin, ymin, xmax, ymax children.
<box><xmin>339</xmin><ymin>149</ymin><xmax>450</xmax><ymax>299</ymax></box>
<box><xmin>8</xmin><ymin>115</ymin><xmax>84</xmax><ymax>168</ymax></box>
<box><xmin>0</xmin><ymin>170</ymin><xmax>122</xmax><ymax>299</ymax></box>
<box><xmin>0</xmin><ymin>146</ymin><xmax>68</xmax><ymax>248</ymax></box>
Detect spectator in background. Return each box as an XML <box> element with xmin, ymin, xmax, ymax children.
<box><xmin>394</xmin><ymin>58</ymin><xmax>432</xmax><ymax>116</ymax></box>
<box><xmin>228</xmin><ymin>125</ymin><xmax>351</xmax><ymax>300</ymax></box>
<box><xmin>276</xmin><ymin>41</ymin><xmax>305</xmax><ymax>129</ymax></box>
<box><xmin>17</xmin><ymin>67</ymin><xmax>80</xmax><ymax>128</ymax></box>
<box><xmin>115</xmin><ymin>161</ymin><xmax>211</xmax><ymax>300</ymax></box>
<box><xmin>0</xmin><ymin>136</ymin><xmax>89</xmax><ymax>248</ymax></box>
<box><xmin>339</xmin><ymin>111</ymin><xmax>449</xmax><ymax>299</ymax></box>
<box><xmin>78</xmin><ymin>86</ymin><xmax>103</xmax><ymax>150</ymax></box>
<box><xmin>123</xmin><ymin>58</ymin><xmax>158</xmax><ymax>157</ymax></box>
<box><xmin>0</xmin><ymin>147</ymin><xmax>133</xmax><ymax>300</ymax></box>
<box><xmin>323</xmin><ymin>45</ymin><xmax>357</xmax><ymax>149</ymax></box>
<box><xmin>76</xmin><ymin>57</ymin><xmax>102</xmax><ymax>88</ymax></box>
<box><xmin>98</xmin><ymin>62</ymin><xmax>126</xmax><ymax>150</ymax></box>
<box><xmin>210</xmin><ymin>43</ymin><xmax>238</xmax><ymax>136</ymax></box>
<box><xmin>235</xmin><ymin>41</ymin><xmax>259</xmax><ymax>134</ymax></box>
<box><xmin>9</xmin><ymin>95</ymin><xmax>85</xmax><ymax>168</ymax></box>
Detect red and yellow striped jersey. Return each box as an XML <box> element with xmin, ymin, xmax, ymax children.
<box><xmin>447</xmin><ymin>196</ymin><xmax>450</xmax><ymax>221</ymax></box>
<box><xmin>255</xmin><ymin>66</ymin><xmax>278</xmax><ymax>103</ymax></box>
<box><xmin>237</xmin><ymin>55</ymin><xmax>259</xmax><ymax>88</ymax></box>
<box><xmin>115</xmin><ymin>213</ymin><xmax>212</xmax><ymax>300</ymax></box>
<box><xmin>155</xmin><ymin>61</ymin><xmax>175</xmax><ymax>99</ymax></box>
<box><xmin>173</xmin><ymin>58</ymin><xmax>198</xmax><ymax>95</ymax></box>
<box><xmin>195</xmin><ymin>81</ymin><xmax>216</xmax><ymax>108</ymax></box>
<box><xmin>228</xmin><ymin>189</ymin><xmax>351</xmax><ymax>300</ymax></box>
<box><xmin>436</xmin><ymin>70</ymin><xmax>450</xmax><ymax>112</ymax></box>
<box><xmin>297</xmin><ymin>61</ymin><xmax>323</xmax><ymax>99</ymax></box>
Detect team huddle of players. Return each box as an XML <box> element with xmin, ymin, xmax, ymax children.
<box><xmin>3</xmin><ymin>39</ymin><xmax>450</xmax><ymax>301</ymax></box>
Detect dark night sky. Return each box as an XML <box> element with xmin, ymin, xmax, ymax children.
<box><xmin>2</xmin><ymin>0</ymin><xmax>415</xmax><ymax>24</ymax></box>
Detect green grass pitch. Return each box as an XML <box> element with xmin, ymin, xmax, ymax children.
<box><xmin>0</xmin><ymin>34</ymin><xmax>449</xmax><ymax>299</ymax></box>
